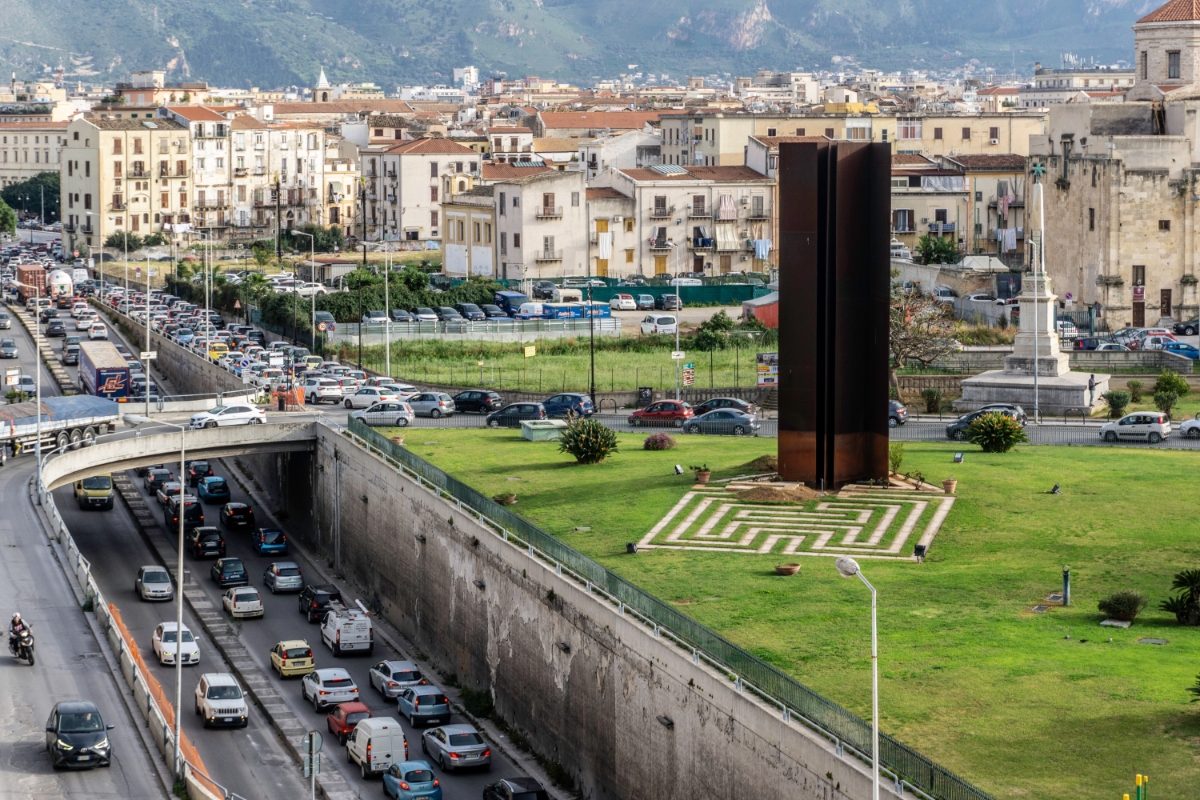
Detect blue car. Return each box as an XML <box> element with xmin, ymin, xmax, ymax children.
<box><xmin>251</xmin><ymin>527</ymin><xmax>289</xmax><ymax>555</ymax></box>
<box><xmin>382</xmin><ymin>760</ymin><xmax>442</xmax><ymax>800</ymax></box>
<box><xmin>197</xmin><ymin>476</ymin><xmax>231</xmax><ymax>503</ymax></box>
<box><xmin>175</xmin><ymin>328</ymin><xmax>195</xmax><ymax>345</ymax></box>
<box><xmin>541</xmin><ymin>392</ymin><xmax>594</xmax><ymax>419</ymax></box>
<box><xmin>1162</xmin><ymin>341</ymin><xmax>1200</xmax><ymax>360</ymax></box>
<box><xmin>395</xmin><ymin>685</ymin><xmax>450</xmax><ymax>727</ymax></box>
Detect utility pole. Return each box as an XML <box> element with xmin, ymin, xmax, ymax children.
<box><xmin>359</xmin><ymin>179</ymin><xmax>367</xmax><ymax>267</ymax></box>
<box><xmin>274</xmin><ymin>177</ymin><xmax>282</xmax><ymax>260</ymax></box>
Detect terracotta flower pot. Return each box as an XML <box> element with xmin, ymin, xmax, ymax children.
<box><xmin>775</xmin><ymin>563</ymin><xmax>801</xmax><ymax>576</ymax></box>
<box><xmin>694</xmin><ymin>471</ymin><xmax>711</xmax><ymax>485</ymax></box>
<box><xmin>943</xmin><ymin>479</ymin><xmax>958</xmax><ymax>495</ymax></box>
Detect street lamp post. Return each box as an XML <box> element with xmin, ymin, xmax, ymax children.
<box><xmin>384</xmin><ymin>252</ymin><xmax>391</xmax><ymax>377</ymax></box>
<box><xmin>290</xmin><ymin>230</ymin><xmax>316</xmax><ymax>351</ymax></box>
<box><xmin>123</xmin><ymin>415</ymin><xmax>187</xmax><ymax>779</ymax></box>
<box><xmin>834</xmin><ymin>557</ymin><xmax>879</xmax><ymax>800</ymax></box>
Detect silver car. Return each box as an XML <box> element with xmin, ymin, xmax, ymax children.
<box><xmin>0</xmin><ymin>338</ymin><xmax>17</xmax><ymax>359</ymax></box>
<box><xmin>262</xmin><ymin>560</ymin><xmax>304</xmax><ymax>593</ymax></box>
<box><xmin>368</xmin><ymin>659</ymin><xmax>426</xmax><ymax>699</ymax></box>
<box><xmin>407</xmin><ymin>392</ymin><xmax>456</xmax><ymax>418</ymax></box>
<box><xmin>351</xmin><ymin>401</ymin><xmax>414</xmax><ymax>428</ymax></box>
<box><xmin>421</xmin><ymin>724</ymin><xmax>491</xmax><ymax>772</ymax></box>
<box><xmin>135</xmin><ymin>565</ymin><xmax>174</xmax><ymax>601</ymax></box>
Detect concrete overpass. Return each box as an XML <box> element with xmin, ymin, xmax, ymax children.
<box><xmin>41</xmin><ymin>419</ymin><xmax>318</xmax><ymax>490</ymax></box>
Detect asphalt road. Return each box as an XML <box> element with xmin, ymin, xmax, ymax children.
<box><xmin>0</xmin><ymin>461</ymin><xmax>165</xmax><ymax>798</ymax></box>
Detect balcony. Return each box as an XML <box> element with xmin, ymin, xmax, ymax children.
<box><xmin>686</xmin><ymin>205</ymin><xmax>711</xmax><ymax>219</ymax></box>
<box><xmin>63</xmin><ymin>223</ymin><xmax>76</xmax><ymax>233</ymax></box>
<box><xmin>927</xmin><ymin>221</ymin><xmax>956</xmax><ymax>234</ymax></box>
<box><xmin>746</xmin><ymin>207</ymin><xmax>770</xmax><ymax>220</ymax></box>
<box><xmin>234</xmin><ymin>167</ymin><xmax>248</xmax><ymax>177</ymax></box>
<box><xmin>129</xmin><ymin>168</ymin><xmax>148</xmax><ymax>178</ymax></box>
<box><xmin>110</xmin><ymin>199</ymin><xmax>126</xmax><ymax>211</ymax></box>
<box><xmin>689</xmin><ymin>237</ymin><xmax>714</xmax><ymax>250</ymax></box>
<box><xmin>81</xmin><ymin>225</ymin><xmax>94</xmax><ymax>235</ymax></box>
<box><xmin>648</xmin><ymin>240</ymin><xmax>673</xmax><ymax>252</ymax></box>
<box><xmin>253</xmin><ymin>167</ymin><xmax>266</xmax><ymax>176</ymax></box>
<box><xmin>534</xmin><ymin>250</ymin><xmax>563</xmax><ymax>262</ymax></box>
<box><xmin>194</xmin><ymin>200</ymin><xmax>226</xmax><ymax>211</ymax></box>
<box><xmin>536</xmin><ymin>205</ymin><xmax>562</xmax><ymax>219</ymax></box>
<box><xmin>648</xmin><ymin>206</ymin><xmax>674</xmax><ymax>220</ymax></box>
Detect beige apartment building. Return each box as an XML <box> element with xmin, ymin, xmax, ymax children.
<box><xmin>60</xmin><ymin>116</ymin><xmax>191</xmax><ymax>253</ymax></box>
<box><xmin>360</xmin><ymin>137</ymin><xmax>481</xmax><ymax>242</ymax></box>
<box><xmin>585</xmin><ymin>187</ymin><xmax>637</xmax><ymax>279</ymax></box>
<box><xmin>227</xmin><ymin>116</ymin><xmax>328</xmax><ymax>241</ymax></box>
<box><xmin>0</xmin><ymin>121</ymin><xmax>68</xmax><ymax>190</ymax></box>
<box><xmin>941</xmin><ymin>154</ymin><xmax>1027</xmax><ymax>260</ymax></box>
<box><xmin>159</xmin><ymin>106</ymin><xmax>232</xmax><ymax>236</ymax></box>
<box><xmin>441</xmin><ymin>187</ymin><xmax>497</xmax><ymax>278</ymax></box>
<box><xmin>889</xmin><ymin>155</ymin><xmax>968</xmax><ymax>255</ymax></box>
<box><xmin>322</xmin><ymin>151</ymin><xmax>359</xmax><ymax>240</ymax></box>
<box><xmin>489</xmin><ymin>166</ymin><xmax>587</xmax><ymax>282</ymax></box>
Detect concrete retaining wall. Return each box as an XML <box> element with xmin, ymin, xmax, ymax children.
<box><xmin>238</xmin><ymin>428</ymin><xmax>891</xmax><ymax>800</ymax></box>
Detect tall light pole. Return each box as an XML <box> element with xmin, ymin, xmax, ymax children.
<box><xmin>834</xmin><ymin>557</ymin><xmax>879</xmax><ymax>800</ymax></box>
<box><xmin>123</xmin><ymin>414</ymin><xmax>186</xmax><ymax>779</ymax></box>
<box><xmin>144</xmin><ymin>255</ymin><xmax>154</xmax><ymax>417</ymax></box>
<box><xmin>290</xmin><ymin>229</ymin><xmax>316</xmax><ymax>351</ymax></box>
<box><xmin>86</xmin><ymin>210</ymin><xmax>103</xmax><ymax>292</ymax></box>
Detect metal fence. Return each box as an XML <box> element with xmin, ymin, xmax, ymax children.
<box><xmin>345</xmin><ymin>418</ymin><xmax>993</xmax><ymax>800</ymax></box>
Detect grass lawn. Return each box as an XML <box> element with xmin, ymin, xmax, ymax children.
<box><xmin>342</xmin><ymin>339</ymin><xmax>767</xmax><ymax>392</ymax></box>
<box><xmin>393</xmin><ymin>427</ymin><xmax>1200</xmax><ymax>800</ymax></box>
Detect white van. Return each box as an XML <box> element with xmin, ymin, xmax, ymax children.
<box><xmin>321</xmin><ymin>602</ymin><xmax>374</xmax><ymax>655</ymax></box>
<box><xmin>551</xmin><ymin>287</ymin><xmax>583</xmax><ymax>303</ymax></box>
<box><xmin>346</xmin><ymin>717</ymin><xmax>408</xmax><ymax>777</ymax></box>
<box><xmin>668</xmin><ymin>277</ymin><xmax>702</xmax><ymax>287</ymax></box>
<box><xmin>514</xmin><ymin>302</ymin><xmax>545</xmax><ymax>320</ymax></box>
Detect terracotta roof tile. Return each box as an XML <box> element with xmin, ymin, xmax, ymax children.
<box><xmin>383</xmin><ymin>137</ymin><xmax>478</xmax><ymax>156</ymax></box>
<box><xmin>163</xmin><ymin>105</ymin><xmax>226</xmax><ymax>122</ymax></box>
<box><xmin>586</xmin><ymin>187</ymin><xmax>630</xmax><ymax>200</ymax></box>
<box><xmin>480</xmin><ymin>163</ymin><xmax>556</xmax><ymax>182</ymax></box>
<box><xmin>538</xmin><ymin>111</ymin><xmax>662</xmax><ymax>131</ymax></box>
<box><xmin>1138</xmin><ymin>0</ymin><xmax>1200</xmax><ymax>23</ymax></box>
<box><xmin>944</xmin><ymin>154</ymin><xmax>1026</xmax><ymax>171</ymax></box>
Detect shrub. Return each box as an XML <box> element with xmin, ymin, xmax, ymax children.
<box><xmin>141</xmin><ymin>232</ymin><xmax>166</xmax><ymax>247</ymax></box>
<box><xmin>1187</xmin><ymin>674</ymin><xmax>1200</xmax><ymax>703</ymax></box>
<box><xmin>1127</xmin><ymin>380</ymin><xmax>1144</xmax><ymax>403</ymax></box>
<box><xmin>559</xmin><ymin>417</ymin><xmax>619</xmax><ymax>464</ymax></box>
<box><xmin>643</xmin><ymin>432</ymin><xmax>676</xmax><ymax>451</ymax></box>
<box><xmin>1098</xmin><ymin>590</ymin><xmax>1147</xmax><ymax>622</ymax></box>
<box><xmin>1154</xmin><ymin>389</ymin><xmax>1179</xmax><ymax>418</ymax></box>
<box><xmin>888</xmin><ymin>442</ymin><xmax>904</xmax><ymax>475</ymax></box>
<box><xmin>1154</xmin><ymin>369</ymin><xmax>1190</xmax><ymax>399</ymax></box>
<box><xmin>1161</xmin><ymin>569</ymin><xmax>1200</xmax><ymax>626</ymax></box>
<box><xmin>966</xmin><ymin>412</ymin><xmax>1028</xmax><ymax>453</ymax></box>
<box><xmin>1102</xmin><ymin>390</ymin><xmax>1130</xmax><ymax>418</ymax></box>
<box><xmin>921</xmin><ymin>388</ymin><xmax>942</xmax><ymax>413</ymax></box>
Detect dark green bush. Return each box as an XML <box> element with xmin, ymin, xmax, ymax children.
<box><xmin>1102</xmin><ymin>390</ymin><xmax>1130</xmax><ymax>418</ymax></box>
<box><xmin>1154</xmin><ymin>369</ymin><xmax>1190</xmax><ymax>399</ymax></box>
<box><xmin>1127</xmin><ymin>380</ymin><xmax>1144</xmax><ymax>403</ymax></box>
<box><xmin>1098</xmin><ymin>590</ymin><xmax>1147</xmax><ymax>622</ymax></box>
<box><xmin>966</xmin><ymin>412</ymin><xmax>1028</xmax><ymax>453</ymax></box>
<box><xmin>1154</xmin><ymin>389</ymin><xmax>1179</xmax><ymax>417</ymax></box>
<box><xmin>1161</xmin><ymin>569</ymin><xmax>1200</xmax><ymax>626</ymax></box>
<box><xmin>559</xmin><ymin>417</ymin><xmax>619</xmax><ymax>464</ymax></box>
<box><xmin>921</xmin><ymin>388</ymin><xmax>942</xmax><ymax>413</ymax></box>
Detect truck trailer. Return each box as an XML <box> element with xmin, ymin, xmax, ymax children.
<box><xmin>0</xmin><ymin>394</ymin><xmax>120</xmax><ymax>455</ymax></box>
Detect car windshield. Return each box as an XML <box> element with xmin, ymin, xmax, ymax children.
<box><xmin>405</xmin><ymin>769</ymin><xmax>435</xmax><ymax>782</ymax></box>
<box><xmin>82</xmin><ymin>477</ymin><xmax>111</xmax><ymax>489</ymax></box>
<box><xmin>207</xmin><ymin>685</ymin><xmax>242</xmax><ymax>700</ymax></box>
<box><xmin>208</xmin><ymin>406</ymin><xmax>227</xmax><ymax>414</ymax></box>
<box><xmin>222</xmin><ymin>562</ymin><xmax>244</xmax><ymax>574</ymax></box>
<box><xmin>59</xmin><ymin>712</ymin><xmax>104</xmax><ymax>733</ymax></box>
<box><xmin>233</xmin><ymin>591</ymin><xmax>257</xmax><ymax>602</ymax></box>
<box><xmin>448</xmin><ymin>732</ymin><xmax>484</xmax><ymax>746</ymax></box>
<box><xmin>396</xmin><ymin>669</ymin><xmax>421</xmax><ymax>682</ymax></box>
<box><xmin>144</xmin><ymin>570</ymin><xmax>170</xmax><ymax>584</ymax></box>
<box><xmin>161</xmin><ymin>629</ymin><xmax>194</xmax><ymax>643</ymax></box>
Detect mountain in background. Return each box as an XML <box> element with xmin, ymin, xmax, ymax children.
<box><xmin>0</xmin><ymin>0</ymin><xmax>1162</xmax><ymax>90</ymax></box>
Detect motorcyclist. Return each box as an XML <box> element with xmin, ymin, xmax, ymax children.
<box><xmin>9</xmin><ymin>612</ymin><xmax>29</xmax><ymax>654</ymax></box>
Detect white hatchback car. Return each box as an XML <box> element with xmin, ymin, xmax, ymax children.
<box><xmin>301</xmin><ymin>668</ymin><xmax>360</xmax><ymax>711</ymax></box>
<box><xmin>1099</xmin><ymin>412</ymin><xmax>1171</xmax><ymax>444</ymax></box>
<box><xmin>87</xmin><ymin>323</ymin><xmax>108</xmax><ymax>340</ymax></box>
<box><xmin>640</xmin><ymin>314</ymin><xmax>678</xmax><ymax>335</ymax></box>
<box><xmin>189</xmin><ymin>404</ymin><xmax>266</xmax><ymax>429</ymax></box>
<box><xmin>222</xmin><ymin>587</ymin><xmax>264</xmax><ymax>619</ymax></box>
<box><xmin>351</xmin><ymin>401</ymin><xmax>415</xmax><ymax>428</ymax></box>
<box><xmin>343</xmin><ymin>386</ymin><xmax>400</xmax><ymax>409</ymax></box>
<box><xmin>152</xmin><ymin>621</ymin><xmax>200</xmax><ymax>665</ymax></box>
<box><xmin>609</xmin><ymin>293</ymin><xmax>636</xmax><ymax>311</ymax></box>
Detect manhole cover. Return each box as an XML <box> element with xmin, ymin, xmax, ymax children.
<box><xmin>1138</xmin><ymin>637</ymin><xmax>1169</xmax><ymax>646</ymax></box>
<box><xmin>1046</xmin><ymin>593</ymin><xmax>1063</xmax><ymax>602</ymax></box>
<box><xmin>1031</xmin><ymin>605</ymin><xmax>1049</xmax><ymax>613</ymax></box>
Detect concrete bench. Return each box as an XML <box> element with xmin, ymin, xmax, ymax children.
<box><xmin>521</xmin><ymin>419</ymin><xmax>568</xmax><ymax>441</ymax></box>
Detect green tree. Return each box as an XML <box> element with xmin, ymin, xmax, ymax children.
<box><xmin>105</xmin><ymin>231</ymin><xmax>143</xmax><ymax>251</ymax></box>
<box><xmin>915</xmin><ymin>234</ymin><xmax>958</xmax><ymax>264</ymax></box>
<box><xmin>889</xmin><ymin>275</ymin><xmax>957</xmax><ymax>396</ymax></box>
<box><xmin>400</xmin><ymin>264</ymin><xmax>429</xmax><ymax>292</ymax></box>
<box><xmin>1153</xmin><ymin>369</ymin><xmax>1190</xmax><ymax>400</ymax></box>
<box><xmin>0</xmin><ymin>172</ymin><xmax>59</xmax><ymax>224</ymax></box>
<box><xmin>251</xmin><ymin>245</ymin><xmax>272</xmax><ymax>271</ymax></box>
<box><xmin>0</xmin><ymin>198</ymin><xmax>15</xmax><ymax>236</ymax></box>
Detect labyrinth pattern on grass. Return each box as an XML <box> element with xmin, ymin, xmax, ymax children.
<box><xmin>637</xmin><ymin>485</ymin><xmax>955</xmax><ymax>560</ymax></box>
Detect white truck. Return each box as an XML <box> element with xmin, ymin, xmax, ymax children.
<box><xmin>320</xmin><ymin>602</ymin><xmax>373</xmax><ymax>656</ymax></box>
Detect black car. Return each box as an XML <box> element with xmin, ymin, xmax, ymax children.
<box><xmin>656</xmin><ymin>294</ymin><xmax>682</xmax><ymax>311</ymax></box>
<box><xmin>221</xmin><ymin>502</ymin><xmax>256</xmax><ymax>530</ymax></box>
<box><xmin>945</xmin><ymin>408</ymin><xmax>1021</xmax><ymax>440</ymax></box>
<box><xmin>38</xmin><ymin>307</ymin><xmax>58</xmax><ymax>323</ymax></box>
<box><xmin>144</xmin><ymin>468</ymin><xmax>174</xmax><ymax>493</ymax></box>
<box><xmin>1073</xmin><ymin>337</ymin><xmax>1104</xmax><ymax>351</ymax></box>
<box><xmin>313</xmin><ymin>310</ymin><xmax>336</xmax><ymax>332</ymax></box>
<box><xmin>480</xmin><ymin>304</ymin><xmax>509</xmax><ymax>319</ymax></box>
<box><xmin>45</xmin><ymin>319</ymin><xmax>67</xmax><ymax>337</ymax></box>
<box><xmin>454</xmin><ymin>303</ymin><xmax>486</xmax><ymax>321</ymax></box>
<box><xmin>888</xmin><ymin>400</ymin><xmax>908</xmax><ymax>428</ymax></box>
<box><xmin>165</xmin><ymin>496</ymin><xmax>205</xmax><ymax>530</ymax></box>
<box><xmin>531</xmin><ymin>281</ymin><xmax>557</xmax><ymax>300</ymax></box>
<box><xmin>210</xmin><ymin>557</ymin><xmax>248</xmax><ymax>588</ymax></box>
<box><xmin>1173</xmin><ymin>318</ymin><xmax>1199</xmax><ymax>336</ymax></box>
<box><xmin>390</xmin><ymin>308</ymin><xmax>414</xmax><ymax>323</ymax></box>
<box><xmin>692</xmin><ymin>397</ymin><xmax>756</xmax><ymax>417</ymax></box>
<box><xmin>188</xmin><ymin>526</ymin><xmax>226</xmax><ymax>558</ymax></box>
<box><xmin>486</xmin><ymin>402</ymin><xmax>547</xmax><ymax>428</ymax></box>
<box><xmin>483</xmin><ymin>777</ymin><xmax>550</xmax><ymax>800</ymax></box>
<box><xmin>45</xmin><ymin>701</ymin><xmax>114</xmax><ymax>770</ymax></box>
<box><xmin>186</xmin><ymin>460</ymin><xmax>214</xmax><ymax>486</ymax></box>
<box><xmin>435</xmin><ymin>306</ymin><xmax>463</xmax><ymax>322</ymax></box>
<box><xmin>298</xmin><ymin>584</ymin><xmax>343</xmax><ymax>623</ymax></box>
<box><xmin>453</xmin><ymin>390</ymin><xmax>503</xmax><ymax>413</ymax></box>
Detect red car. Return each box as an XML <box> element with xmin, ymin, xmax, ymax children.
<box><xmin>326</xmin><ymin>701</ymin><xmax>372</xmax><ymax>744</ymax></box>
<box><xmin>628</xmin><ymin>400</ymin><xmax>694</xmax><ymax>428</ymax></box>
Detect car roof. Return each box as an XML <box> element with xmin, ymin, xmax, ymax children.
<box><xmin>501</xmin><ymin>777</ymin><xmax>546</xmax><ymax>790</ymax></box>
<box><xmin>271</xmin><ymin>560</ymin><xmax>300</xmax><ymax>569</ymax></box>
<box><xmin>334</xmin><ymin>701</ymin><xmax>370</xmax><ymax>713</ymax></box>
<box><xmin>379</xmin><ymin>659</ymin><xmax>418</xmax><ymax>669</ymax></box>
<box><xmin>52</xmin><ymin>700</ymin><xmax>102</xmax><ymax>714</ymax></box>
<box><xmin>313</xmin><ymin>667</ymin><xmax>353</xmax><ymax>679</ymax></box>
<box><xmin>200</xmin><ymin>672</ymin><xmax>240</xmax><ymax>686</ymax></box>
<box><xmin>439</xmin><ymin>723</ymin><xmax>478</xmax><ymax>735</ymax></box>
<box><xmin>276</xmin><ymin>639</ymin><xmax>310</xmax><ymax>648</ymax></box>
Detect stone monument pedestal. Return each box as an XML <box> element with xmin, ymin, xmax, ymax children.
<box><xmin>955</xmin><ymin>273</ymin><xmax>1108</xmax><ymax>416</ymax></box>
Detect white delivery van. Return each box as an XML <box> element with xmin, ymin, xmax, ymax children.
<box><xmin>321</xmin><ymin>602</ymin><xmax>374</xmax><ymax>655</ymax></box>
<box><xmin>551</xmin><ymin>287</ymin><xmax>583</xmax><ymax>303</ymax></box>
<box><xmin>514</xmin><ymin>302</ymin><xmax>545</xmax><ymax>320</ymax></box>
<box><xmin>346</xmin><ymin>717</ymin><xmax>408</xmax><ymax>777</ymax></box>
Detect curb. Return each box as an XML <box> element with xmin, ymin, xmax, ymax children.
<box><xmin>110</xmin><ymin>473</ymin><xmax>358</xmax><ymax>800</ymax></box>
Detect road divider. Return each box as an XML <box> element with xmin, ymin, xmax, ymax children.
<box><xmin>4</xmin><ymin>302</ymin><xmax>77</xmax><ymax>395</ymax></box>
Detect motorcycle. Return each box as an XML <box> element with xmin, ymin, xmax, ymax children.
<box><xmin>8</xmin><ymin>628</ymin><xmax>34</xmax><ymax>665</ymax></box>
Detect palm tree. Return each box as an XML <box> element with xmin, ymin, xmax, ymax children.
<box><xmin>238</xmin><ymin>273</ymin><xmax>270</xmax><ymax>325</ymax></box>
<box><xmin>1161</xmin><ymin>569</ymin><xmax>1200</xmax><ymax>625</ymax></box>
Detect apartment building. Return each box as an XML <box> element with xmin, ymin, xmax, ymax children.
<box><xmin>488</xmin><ymin>126</ymin><xmax>534</xmax><ymax>163</ymax></box>
<box><xmin>660</xmin><ymin>112</ymin><xmax>800</xmax><ymax>167</ymax></box>
<box><xmin>489</xmin><ymin>165</ymin><xmax>586</xmax><ymax>282</ymax></box>
<box><xmin>585</xmin><ymin>187</ymin><xmax>637</xmax><ymax>278</ymax></box>
<box><xmin>889</xmin><ymin>154</ymin><xmax>967</xmax><ymax>254</ymax></box>
<box><xmin>941</xmin><ymin>154</ymin><xmax>1027</xmax><ymax>260</ymax></box>
<box><xmin>359</xmin><ymin>137</ymin><xmax>480</xmax><ymax>242</ymax></box>
<box><xmin>580</xmin><ymin>130</ymin><xmax>663</xmax><ymax>181</ymax></box>
<box><xmin>158</xmin><ymin>106</ymin><xmax>232</xmax><ymax>236</ymax></box>
<box><xmin>441</xmin><ymin>187</ymin><xmax>496</xmax><ymax>277</ymax></box>
<box><xmin>60</xmin><ymin>116</ymin><xmax>191</xmax><ymax>253</ymax></box>
<box><xmin>322</xmin><ymin>150</ymin><xmax>359</xmax><ymax>239</ymax></box>
<box><xmin>227</xmin><ymin>117</ymin><xmax>328</xmax><ymax>241</ymax></box>
<box><xmin>1018</xmin><ymin>65</ymin><xmax>1135</xmax><ymax>109</ymax></box>
<box><xmin>534</xmin><ymin>111</ymin><xmax>662</xmax><ymax>138</ymax></box>
<box><xmin>595</xmin><ymin>164</ymin><xmax>774</xmax><ymax>277</ymax></box>
<box><xmin>0</xmin><ymin>121</ymin><xmax>68</xmax><ymax>189</ymax></box>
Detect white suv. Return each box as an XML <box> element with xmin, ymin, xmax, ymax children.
<box><xmin>1099</xmin><ymin>412</ymin><xmax>1171</xmax><ymax>444</ymax></box>
<box><xmin>303</xmin><ymin>377</ymin><xmax>344</xmax><ymax>405</ymax></box>
<box><xmin>194</xmin><ymin>673</ymin><xmax>249</xmax><ymax>728</ymax></box>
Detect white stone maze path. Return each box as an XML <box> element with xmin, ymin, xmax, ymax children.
<box><xmin>637</xmin><ymin>485</ymin><xmax>955</xmax><ymax>561</ymax></box>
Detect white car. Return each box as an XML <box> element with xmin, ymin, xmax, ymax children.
<box><xmin>351</xmin><ymin>401</ymin><xmax>415</xmax><ymax>427</ymax></box>
<box><xmin>640</xmin><ymin>314</ymin><xmax>678</xmax><ymax>335</ymax></box>
<box><xmin>609</xmin><ymin>293</ymin><xmax>636</xmax><ymax>311</ymax></box>
<box><xmin>343</xmin><ymin>386</ymin><xmax>400</xmax><ymax>409</ymax></box>
<box><xmin>292</xmin><ymin>282</ymin><xmax>328</xmax><ymax>297</ymax></box>
<box><xmin>87</xmin><ymin>323</ymin><xmax>108</xmax><ymax>340</ymax></box>
<box><xmin>152</xmin><ymin>622</ymin><xmax>200</xmax><ymax>666</ymax></box>
<box><xmin>222</xmin><ymin>587</ymin><xmax>264</xmax><ymax>619</ymax></box>
<box><xmin>194</xmin><ymin>673</ymin><xmax>249</xmax><ymax>728</ymax></box>
<box><xmin>304</xmin><ymin>377</ymin><xmax>344</xmax><ymax>404</ymax></box>
<box><xmin>74</xmin><ymin>313</ymin><xmax>98</xmax><ymax>331</ymax></box>
<box><xmin>189</xmin><ymin>404</ymin><xmax>266</xmax><ymax>429</ymax></box>
<box><xmin>301</xmin><ymin>668</ymin><xmax>360</xmax><ymax>711</ymax></box>
<box><xmin>1099</xmin><ymin>412</ymin><xmax>1171</xmax><ymax>444</ymax></box>
<box><xmin>1056</xmin><ymin>320</ymin><xmax>1079</xmax><ymax>338</ymax></box>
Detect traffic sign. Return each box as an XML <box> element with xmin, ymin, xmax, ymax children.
<box><xmin>670</xmin><ymin>351</ymin><xmax>686</xmax><ymax>360</ymax></box>
<box><xmin>302</xmin><ymin>754</ymin><xmax>321</xmax><ymax>778</ymax></box>
<box><xmin>317</xmin><ymin>322</ymin><xmax>328</xmax><ymax>332</ymax></box>
<box><xmin>233</xmin><ymin>299</ymin><xmax>242</xmax><ymax>310</ymax></box>
<box><xmin>139</xmin><ymin>351</ymin><xmax>157</xmax><ymax>360</ymax></box>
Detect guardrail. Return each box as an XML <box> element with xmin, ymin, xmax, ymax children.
<box><xmin>344</xmin><ymin>418</ymin><xmax>991</xmax><ymax>800</ymax></box>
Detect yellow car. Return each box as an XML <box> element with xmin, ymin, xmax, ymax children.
<box><xmin>270</xmin><ymin>639</ymin><xmax>315</xmax><ymax>678</ymax></box>
<box><xmin>207</xmin><ymin>342</ymin><xmax>230</xmax><ymax>361</ymax></box>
